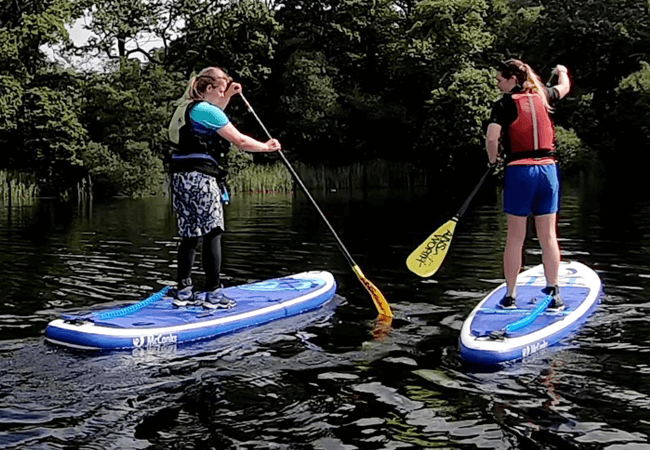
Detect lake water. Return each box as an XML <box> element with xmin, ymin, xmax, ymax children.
<box><xmin>1</xmin><ymin>172</ymin><xmax>650</xmax><ymax>449</ymax></box>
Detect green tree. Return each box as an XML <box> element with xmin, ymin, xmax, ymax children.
<box><xmin>19</xmin><ymin>81</ymin><xmax>87</xmax><ymax>194</ymax></box>
<box><xmin>421</xmin><ymin>63</ymin><xmax>499</xmax><ymax>172</ymax></box>
<box><xmin>70</xmin><ymin>0</ymin><xmax>181</xmax><ymax>64</ymax></box>
<box><xmin>275</xmin><ymin>0</ymin><xmax>409</xmax><ymax>161</ymax></box>
<box><xmin>3</xmin><ymin>0</ymin><xmax>648</xmax><ymax>197</ymax></box>
<box><xmin>502</xmin><ymin>0</ymin><xmax>650</xmax><ymax>91</ymax></box>
<box><xmin>0</xmin><ymin>0</ymin><xmax>84</xmax><ymax>199</ymax></box>
<box><xmin>604</xmin><ymin>61</ymin><xmax>650</xmax><ymax>176</ymax></box>
<box><xmin>80</xmin><ymin>60</ymin><xmax>181</xmax><ymax>197</ymax></box>
<box><xmin>279</xmin><ymin>50</ymin><xmax>342</xmax><ymax>162</ymax></box>
<box><xmin>496</xmin><ymin>0</ymin><xmax>650</xmax><ymax>171</ymax></box>
<box><xmin>385</xmin><ymin>0</ymin><xmax>503</xmax><ymax>168</ymax></box>
<box><xmin>167</xmin><ymin>0</ymin><xmax>280</xmax><ymax>81</ymax></box>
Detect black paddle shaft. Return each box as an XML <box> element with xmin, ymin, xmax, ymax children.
<box><xmin>455</xmin><ymin>167</ymin><xmax>493</xmax><ymax>219</ymax></box>
<box><xmin>239</xmin><ymin>94</ymin><xmax>359</xmax><ymax>269</ymax></box>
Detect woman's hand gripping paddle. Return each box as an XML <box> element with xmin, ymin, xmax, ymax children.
<box><xmin>240</xmin><ymin>94</ymin><xmax>393</xmax><ymax>319</ymax></box>
<box><xmin>406</xmin><ymin>167</ymin><xmax>493</xmax><ymax>277</ymax></box>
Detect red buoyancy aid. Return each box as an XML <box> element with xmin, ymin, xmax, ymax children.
<box><xmin>507</xmin><ymin>93</ymin><xmax>555</xmax><ymax>158</ymax></box>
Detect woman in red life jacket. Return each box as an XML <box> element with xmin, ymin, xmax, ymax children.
<box><xmin>485</xmin><ymin>59</ymin><xmax>571</xmax><ymax>310</ymax></box>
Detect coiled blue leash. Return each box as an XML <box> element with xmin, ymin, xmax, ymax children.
<box><xmin>62</xmin><ymin>286</ymin><xmax>170</xmax><ymax>323</ymax></box>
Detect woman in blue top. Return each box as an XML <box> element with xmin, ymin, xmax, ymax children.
<box><xmin>168</xmin><ymin>66</ymin><xmax>281</xmax><ymax>308</ymax></box>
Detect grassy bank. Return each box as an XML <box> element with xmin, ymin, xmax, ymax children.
<box><xmin>0</xmin><ymin>171</ymin><xmax>39</xmax><ymax>205</ymax></box>
<box><xmin>226</xmin><ymin>158</ymin><xmax>430</xmax><ymax>194</ymax></box>
<box><xmin>226</xmin><ymin>145</ymin><xmax>430</xmax><ymax>194</ymax></box>
<box><xmin>228</xmin><ymin>161</ymin><xmax>293</xmax><ymax>193</ymax></box>
<box><xmin>293</xmin><ymin>159</ymin><xmax>429</xmax><ymax>191</ymax></box>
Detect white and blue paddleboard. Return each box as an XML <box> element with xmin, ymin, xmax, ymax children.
<box><xmin>459</xmin><ymin>261</ymin><xmax>602</xmax><ymax>365</ymax></box>
<box><xmin>45</xmin><ymin>271</ymin><xmax>337</xmax><ymax>351</ymax></box>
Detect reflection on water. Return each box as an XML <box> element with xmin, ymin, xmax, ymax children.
<box><xmin>1</xmin><ymin>175</ymin><xmax>650</xmax><ymax>449</ymax></box>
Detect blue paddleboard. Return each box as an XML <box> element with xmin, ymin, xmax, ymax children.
<box><xmin>459</xmin><ymin>261</ymin><xmax>602</xmax><ymax>365</ymax></box>
<box><xmin>45</xmin><ymin>271</ymin><xmax>337</xmax><ymax>350</ymax></box>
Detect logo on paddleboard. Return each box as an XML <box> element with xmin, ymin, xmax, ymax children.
<box><xmin>133</xmin><ymin>333</ymin><xmax>178</xmax><ymax>348</ymax></box>
<box><xmin>522</xmin><ymin>340</ymin><xmax>548</xmax><ymax>358</ymax></box>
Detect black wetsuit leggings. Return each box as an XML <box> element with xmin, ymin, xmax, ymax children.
<box><xmin>177</xmin><ymin>227</ymin><xmax>222</xmax><ymax>291</ymax></box>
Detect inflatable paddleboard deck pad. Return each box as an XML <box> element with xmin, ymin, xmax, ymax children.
<box><xmin>45</xmin><ymin>271</ymin><xmax>336</xmax><ymax>350</ymax></box>
<box><xmin>459</xmin><ymin>261</ymin><xmax>602</xmax><ymax>365</ymax></box>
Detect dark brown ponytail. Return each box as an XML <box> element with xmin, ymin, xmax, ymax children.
<box><xmin>499</xmin><ymin>59</ymin><xmax>551</xmax><ymax>111</ymax></box>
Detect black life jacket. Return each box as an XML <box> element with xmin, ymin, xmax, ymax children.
<box><xmin>168</xmin><ymin>100</ymin><xmax>229</xmax><ymax>180</ymax></box>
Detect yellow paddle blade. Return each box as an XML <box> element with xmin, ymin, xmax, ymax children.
<box><xmin>352</xmin><ymin>265</ymin><xmax>393</xmax><ymax>318</ymax></box>
<box><xmin>406</xmin><ymin>218</ymin><xmax>457</xmax><ymax>277</ymax></box>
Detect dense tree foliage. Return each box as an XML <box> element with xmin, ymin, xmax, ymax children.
<box><xmin>1</xmin><ymin>0</ymin><xmax>648</xmax><ymax>198</ymax></box>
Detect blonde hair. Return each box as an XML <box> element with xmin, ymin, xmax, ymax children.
<box><xmin>183</xmin><ymin>67</ymin><xmax>231</xmax><ymax>101</ymax></box>
<box><xmin>499</xmin><ymin>59</ymin><xmax>552</xmax><ymax>111</ymax></box>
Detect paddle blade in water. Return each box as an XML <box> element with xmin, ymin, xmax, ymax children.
<box><xmin>372</xmin><ymin>315</ymin><xmax>393</xmax><ymax>340</ymax></box>
<box><xmin>352</xmin><ymin>265</ymin><xmax>393</xmax><ymax>318</ymax></box>
<box><xmin>406</xmin><ymin>218</ymin><xmax>457</xmax><ymax>277</ymax></box>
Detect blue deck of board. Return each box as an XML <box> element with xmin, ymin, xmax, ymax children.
<box><xmin>471</xmin><ymin>285</ymin><xmax>590</xmax><ymax>338</ymax></box>
<box><xmin>90</xmin><ymin>277</ymin><xmax>328</xmax><ymax>329</ymax></box>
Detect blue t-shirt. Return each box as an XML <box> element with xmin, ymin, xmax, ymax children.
<box><xmin>189</xmin><ymin>101</ymin><xmax>230</xmax><ymax>136</ymax></box>
<box><xmin>168</xmin><ymin>101</ymin><xmax>231</xmax><ymax>178</ymax></box>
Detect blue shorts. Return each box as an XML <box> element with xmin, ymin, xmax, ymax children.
<box><xmin>504</xmin><ymin>164</ymin><xmax>560</xmax><ymax>217</ymax></box>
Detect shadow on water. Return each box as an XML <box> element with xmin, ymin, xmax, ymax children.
<box><xmin>2</xmin><ymin>172</ymin><xmax>650</xmax><ymax>449</ymax></box>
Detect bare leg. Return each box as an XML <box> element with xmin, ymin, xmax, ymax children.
<box><xmin>534</xmin><ymin>213</ymin><xmax>560</xmax><ymax>286</ymax></box>
<box><xmin>504</xmin><ymin>214</ymin><xmax>528</xmax><ymax>295</ymax></box>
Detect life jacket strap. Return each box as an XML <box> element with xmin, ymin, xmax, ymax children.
<box><xmin>170</xmin><ymin>152</ymin><xmax>227</xmax><ymax>181</ymax></box>
<box><xmin>504</xmin><ymin>150</ymin><xmax>556</xmax><ymax>164</ymax></box>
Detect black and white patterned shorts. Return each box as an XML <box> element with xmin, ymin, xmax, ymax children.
<box><xmin>172</xmin><ymin>172</ymin><xmax>224</xmax><ymax>237</ymax></box>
